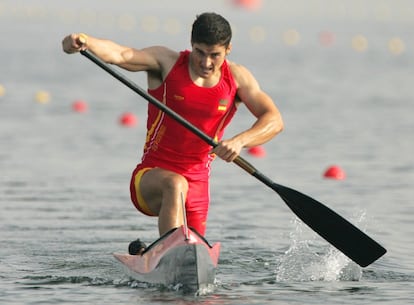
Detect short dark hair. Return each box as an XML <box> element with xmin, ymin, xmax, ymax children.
<box><xmin>191</xmin><ymin>12</ymin><xmax>232</xmax><ymax>47</ymax></box>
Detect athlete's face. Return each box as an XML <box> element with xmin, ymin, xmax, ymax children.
<box><xmin>190</xmin><ymin>43</ymin><xmax>231</xmax><ymax>78</ymax></box>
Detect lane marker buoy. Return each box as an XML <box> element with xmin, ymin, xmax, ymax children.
<box><xmin>35</xmin><ymin>90</ymin><xmax>51</xmax><ymax>104</ymax></box>
<box><xmin>119</xmin><ymin>112</ymin><xmax>137</xmax><ymax>127</ymax></box>
<box><xmin>72</xmin><ymin>100</ymin><xmax>88</xmax><ymax>113</ymax></box>
<box><xmin>0</xmin><ymin>84</ymin><xmax>5</xmax><ymax>97</ymax></box>
<box><xmin>247</xmin><ymin>145</ymin><xmax>266</xmax><ymax>157</ymax></box>
<box><xmin>323</xmin><ymin>165</ymin><xmax>346</xmax><ymax>180</ymax></box>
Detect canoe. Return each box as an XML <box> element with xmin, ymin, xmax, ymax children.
<box><xmin>113</xmin><ymin>225</ymin><xmax>220</xmax><ymax>292</ymax></box>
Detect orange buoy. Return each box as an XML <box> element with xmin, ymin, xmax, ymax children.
<box><xmin>247</xmin><ymin>145</ymin><xmax>266</xmax><ymax>157</ymax></box>
<box><xmin>323</xmin><ymin>165</ymin><xmax>346</xmax><ymax>180</ymax></box>
<box><xmin>119</xmin><ymin>112</ymin><xmax>137</xmax><ymax>127</ymax></box>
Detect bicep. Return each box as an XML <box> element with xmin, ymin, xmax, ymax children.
<box><xmin>235</xmin><ymin>67</ymin><xmax>278</xmax><ymax>118</ymax></box>
<box><xmin>244</xmin><ymin>90</ymin><xmax>277</xmax><ymax>118</ymax></box>
<box><xmin>118</xmin><ymin>46</ymin><xmax>163</xmax><ymax>72</ymax></box>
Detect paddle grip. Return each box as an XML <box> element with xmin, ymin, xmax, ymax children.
<box><xmin>233</xmin><ymin>156</ymin><xmax>256</xmax><ymax>175</ymax></box>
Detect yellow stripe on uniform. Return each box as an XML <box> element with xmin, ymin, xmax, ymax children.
<box><xmin>134</xmin><ymin>167</ymin><xmax>156</xmax><ymax>216</ymax></box>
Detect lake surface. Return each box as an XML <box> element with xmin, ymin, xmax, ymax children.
<box><xmin>1</xmin><ymin>1</ymin><xmax>413</xmax><ymax>304</ymax></box>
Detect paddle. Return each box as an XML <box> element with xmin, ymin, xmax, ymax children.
<box><xmin>79</xmin><ymin>49</ymin><xmax>386</xmax><ymax>267</ymax></box>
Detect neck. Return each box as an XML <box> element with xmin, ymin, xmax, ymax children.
<box><xmin>188</xmin><ymin>60</ymin><xmax>223</xmax><ymax>88</ymax></box>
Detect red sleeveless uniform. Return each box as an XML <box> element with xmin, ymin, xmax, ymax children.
<box><xmin>130</xmin><ymin>50</ymin><xmax>237</xmax><ymax>235</ymax></box>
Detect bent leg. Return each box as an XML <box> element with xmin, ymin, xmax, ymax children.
<box><xmin>138</xmin><ymin>168</ymin><xmax>189</xmax><ymax>236</ymax></box>
<box><xmin>185</xmin><ymin>178</ymin><xmax>210</xmax><ymax>236</ymax></box>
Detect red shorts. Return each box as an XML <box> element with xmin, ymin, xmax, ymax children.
<box><xmin>130</xmin><ymin>164</ymin><xmax>210</xmax><ymax>236</ymax></box>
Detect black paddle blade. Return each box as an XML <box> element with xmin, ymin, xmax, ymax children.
<box><xmin>272</xmin><ymin>183</ymin><xmax>386</xmax><ymax>267</ymax></box>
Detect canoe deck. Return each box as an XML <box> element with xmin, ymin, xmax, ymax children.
<box><xmin>113</xmin><ymin>226</ymin><xmax>220</xmax><ymax>292</ymax></box>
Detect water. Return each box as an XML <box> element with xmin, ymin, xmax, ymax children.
<box><xmin>1</xmin><ymin>0</ymin><xmax>414</xmax><ymax>304</ymax></box>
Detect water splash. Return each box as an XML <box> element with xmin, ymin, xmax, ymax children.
<box><xmin>275</xmin><ymin>218</ymin><xmax>362</xmax><ymax>282</ymax></box>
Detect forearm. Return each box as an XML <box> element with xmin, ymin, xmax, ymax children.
<box><xmin>233</xmin><ymin>111</ymin><xmax>284</xmax><ymax>148</ymax></box>
<box><xmin>213</xmin><ymin>110</ymin><xmax>283</xmax><ymax>163</ymax></box>
<box><xmin>62</xmin><ymin>33</ymin><xmax>131</xmax><ymax>66</ymax></box>
<box><xmin>81</xmin><ymin>34</ymin><xmax>130</xmax><ymax>65</ymax></box>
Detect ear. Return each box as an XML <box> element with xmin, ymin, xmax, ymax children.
<box><xmin>226</xmin><ymin>43</ymin><xmax>232</xmax><ymax>55</ymax></box>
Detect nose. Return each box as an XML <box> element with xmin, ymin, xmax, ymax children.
<box><xmin>201</xmin><ymin>55</ymin><xmax>212</xmax><ymax>67</ymax></box>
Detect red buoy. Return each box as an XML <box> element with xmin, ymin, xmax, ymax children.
<box><xmin>232</xmin><ymin>0</ymin><xmax>262</xmax><ymax>11</ymax></box>
<box><xmin>119</xmin><ymin>112</ymin><xmax>137</xmax><ymax>127</ymax></box>
<box><xmin>319</xmin><ymin>31</ymin><xmax>336</xmax><ymax>47</ymax></box>
<box><xmin>323</xmin><ymin>165</ymin><xmax>346</xmax><ymax>180</ymax></box>
<box><xmin>72</xmin><ymin>100</ymin><xmax>88</xmax><ymax>113</ymax></box>
<box><xmin>247</xmin><ymin>145</ymin><xmax>266</xmax><ymax>157</ymax></box>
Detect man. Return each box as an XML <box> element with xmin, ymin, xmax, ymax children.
<box><xmin>62</xmin><ymin>12</ymin><xmax>283</xmax><ymax>253</ymax></box>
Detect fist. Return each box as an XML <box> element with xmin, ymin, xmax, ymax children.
<box><xmin>62</xmin><ymin>33</ymin><xmax>87</xmax><ymax>54</ymax></box>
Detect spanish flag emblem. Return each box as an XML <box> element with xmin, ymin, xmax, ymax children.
<box><xmin>217</xmin><ymin>99</ymin><xmax>228</xmax><ymax>111</ymax></box>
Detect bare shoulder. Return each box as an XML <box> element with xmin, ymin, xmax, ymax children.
<box><xmin>227</xmin><ymin>60</ymin><xmax>260</xmax><ymax>89</ymax></box>
<box><xmin>144</xmin><ymin>46</ymin><xmax>179</xmax><ymax>59</ymax></box>
<box><xmin>142</xmin><ymin>46</ymin><xmax>181</xmax><ymax>87</ymax></box>
<box><xmin>143</xmin><ymin>46</ymin><xmax>180</xmax><ymax>71</ymax></box>
<box><xmin>227</xmin><ymin>60</ymin><xmax>276</xmax><ymax>115</ymax></box>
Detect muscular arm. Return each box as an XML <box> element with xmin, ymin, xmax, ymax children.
<box><xmin>213</xmin><ymin>63</ymin><xmax>284</xmax><ymax>162</ymax></box>
<box><xmin>61</xmin><ymin>33</ymin><xmax>174</xmax><ymax>73</ymax></box>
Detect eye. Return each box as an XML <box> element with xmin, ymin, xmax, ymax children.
<box><xmin>195</xmin><ymin>49</ymin><xmax>204</xmax><ymax>56</ymax></box>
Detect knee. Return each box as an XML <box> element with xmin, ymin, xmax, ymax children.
<box><xmin>162</xmin><ymin>173</ymin><xmax>189</xmax><ymax>194</ymax></box>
